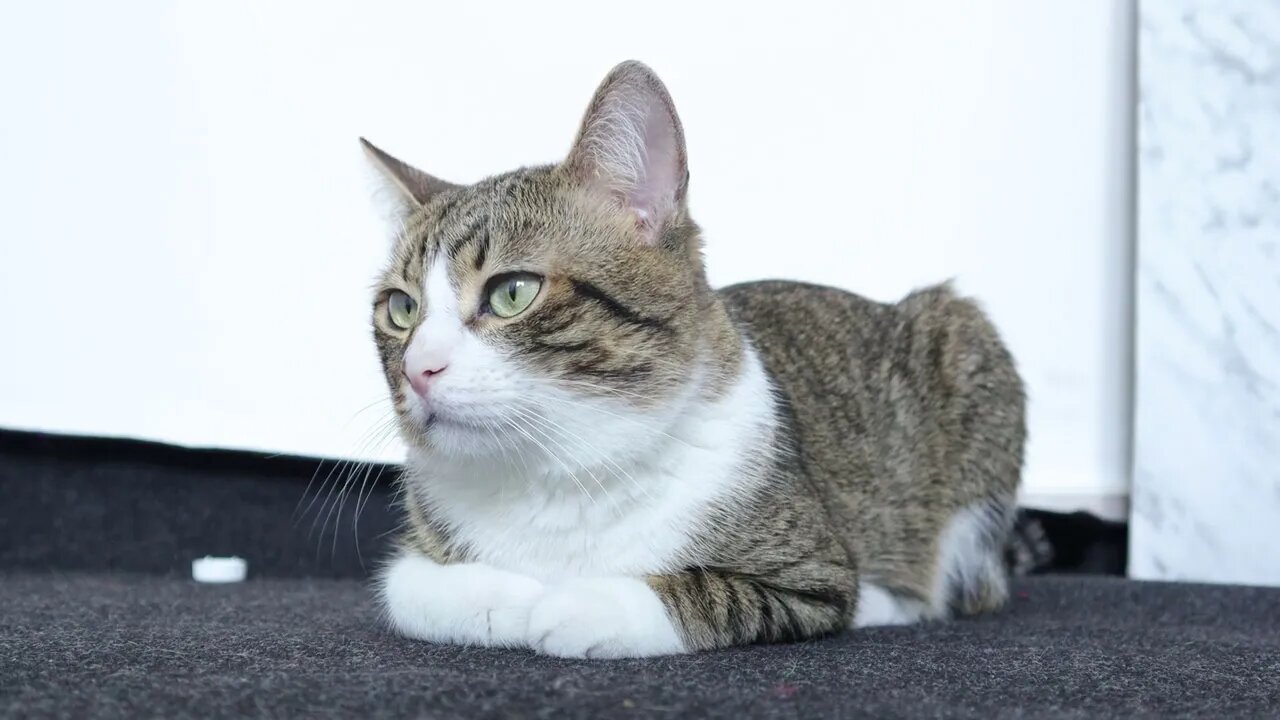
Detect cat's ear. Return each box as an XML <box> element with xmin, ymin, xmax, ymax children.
<box><xmin>360</xmin><ymin>137</ymin><xmax>458</xmax><ymax>214</ymax></box>
<box><xmin>564</xmin><ymin>61</ymin><xmax>689</xmax><ymax>243</ymax></box>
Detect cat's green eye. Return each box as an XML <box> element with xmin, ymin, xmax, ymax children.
<box><xmin>387</xmin><ymin>291</ymin><xmax>418</xmax><ymax>329</ymax></box>
<box><xmin>487</xmin><ymin>274</ymin><xmax>542</xmax><ymax>319</ymax></box>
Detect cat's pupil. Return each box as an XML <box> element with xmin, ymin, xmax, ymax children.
<box><xmin>507</xmin><ymin>281</ymin><xmax>519</xmax><ymax>302</ymax></box>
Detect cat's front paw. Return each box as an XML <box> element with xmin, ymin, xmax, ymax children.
<box><xmin>380</xmin><ymin>552</ymin><xmax>544</xmax><ymax>648</ymax></box>
<box><xmin>527</xmin><ymin>577</ymin><xmax>685</xmax><ymax>659</ymax></box>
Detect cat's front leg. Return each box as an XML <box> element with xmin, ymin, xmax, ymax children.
<box><xmin>528</xmin><ymin>566</ymin><xmax>855</xmax><ymax>658</ymax></box>
<box><xmin>380</xmin><ymin>550</ymin><xmax>545</xmax><ymax>648</ymax></box>
<box><xmin>526</xmin><ymin>577</ymin><xmax>686</xmax><ymax>658</ymax></box>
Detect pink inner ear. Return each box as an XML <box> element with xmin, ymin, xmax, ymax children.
<box><xmin>567</xmin><ymin>65</ymin><xmax>689</xmax><ymax>244</ymax></box>
<box><xmin>627</xmin><ymin>101</ymin><xmax>681</xmax><ymax>237</ymax></box>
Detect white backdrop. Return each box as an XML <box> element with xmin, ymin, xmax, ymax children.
<box><xmin>0</xmin><ymin>1</ymin><xmax>1134</xmax><ymax>509</ymax></box>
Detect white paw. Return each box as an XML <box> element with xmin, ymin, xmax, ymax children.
<box><xmin>527</xmin><ymin>577</ymin><xmax>685</xmax><ymax>659</ymax></box>
<box><xmin>380</xmin><ymin>551</ymin><xmax>545</xmax><ymax>648</ymax></box>
<box><xmin>852</xmin><ymin>582</ymin><xmax>926</xmax><ymax>628</ymax></box>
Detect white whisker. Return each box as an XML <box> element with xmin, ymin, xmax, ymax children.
<box><xmin>525</xmin><ymin>390</ymin><xmax>698</xmax><ymax>451</ymax></box>
<box><xmin>495</xmin><ymin>411</ymin><xmax>596</xmax><ymax>506</ymax></box>
<box><xmin>301</xmin><ymin>412</ymin><xmax>394</xmax><ymax>527</ymax></box>
<box><xmin>304</xmin><ymin>412</ymin><xmax>398</xmax><ymax>561</ymax></box>
<box><xmin>515</xmin><ymin>404</ymin><xmax>651</xmax><ymax>503</ymax></box>
<box><xmin>508</xmin><ymin>404</ymin><xmax>618</xmax><ymax>514</ymax></box>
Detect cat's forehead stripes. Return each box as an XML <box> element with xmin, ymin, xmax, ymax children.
<box><xmin>402</xmin><ymin>178</ymin><xmax>512</xmax><ymax>284</ymax></box>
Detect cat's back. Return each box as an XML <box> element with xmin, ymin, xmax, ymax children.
<box><xmin>718</xmin><ymin>279</ymin><xmax>1025</xmax><ymax>569</ymax></box>
<box><xmin>718</xmin><ymin>280</ymin><xmax>898</xmax><ymax>373</ymax></box>
<box><xmin>719</xmin><ymin>278</ymin><xmax>943</xmax><ymax>432</ymax></box>
<box><xmin>718</xmin><ymin>279</ymin><xmax>921</xmax><ymax>486</ymax></box>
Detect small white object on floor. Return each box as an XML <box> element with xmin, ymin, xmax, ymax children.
<box><xmin>192</xmin><ymin>556</ymin><xmax>247</xmax><ymax>583</ymax></box>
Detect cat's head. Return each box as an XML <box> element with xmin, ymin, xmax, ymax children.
<box><xmin>362</xmin><ymin>61</ymin><xmax>735</xmax><ymax>466</ymax></box>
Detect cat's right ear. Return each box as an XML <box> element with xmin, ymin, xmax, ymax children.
<box><xmin>360</xmin><ymin>137</ymin><xmax>458</xmax><ymax>216</ymax></box>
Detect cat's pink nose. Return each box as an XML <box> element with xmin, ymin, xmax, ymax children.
<box><xmin>405</xmin><ymin>364</ymin><xmax>448</xmax><ymax>398</ymax></box>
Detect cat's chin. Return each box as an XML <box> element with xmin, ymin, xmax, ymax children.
<box><xmin>426</xmin><ymin>410</ymin><xmax>495</xmax><ymax>433</ymax></box>
<box><xmin>401</xmin><ymin>411</ymin><xmax>509</xmax><ymax>459</ymax></box>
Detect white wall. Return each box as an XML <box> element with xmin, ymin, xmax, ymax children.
<box><xmin>0</xmin><ymin>1</ymin><xmax>1134</xmax><ymax>508</ymax></box>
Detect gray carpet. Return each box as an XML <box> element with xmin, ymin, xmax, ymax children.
<box><xmin>2</xmin><ymin>429</ymin><xmax>1276</xmax><ymax>718</ymax></box>
<box><xmin>4</xmin><ymin>572</ymin><xmax>1279</xmax><ymax>719</ymax></box>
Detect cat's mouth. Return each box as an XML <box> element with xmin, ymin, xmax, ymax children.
<box><xmin>422</xmin><ymin>410</ymin><xmax>488</xmax><ymax>433</ymax></box>
<box><xmin>401</xmin><ymin>393</ymin><xmax>499</xmax><ymax>444</ymax></box>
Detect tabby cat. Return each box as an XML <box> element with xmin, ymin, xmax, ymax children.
<box><xmin>362</xmin><ymin>61</ymin><xmax>1025</xmax><ymax>658</ymax></box>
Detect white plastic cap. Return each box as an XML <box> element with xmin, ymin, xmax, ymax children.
<box><xmin>192</xmin><ymin>555</ymin><xmax>248</xmax><ymax>583</ymax></box>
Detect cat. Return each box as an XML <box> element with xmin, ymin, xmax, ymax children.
<box><xmin>361</xmin><ymin>61</ymin><xmax>1025</xmax><ymax>658</ymax></box>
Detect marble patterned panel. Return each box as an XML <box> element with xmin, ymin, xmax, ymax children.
<box><xmin>1131</xmin><ymin>0</ymin><xmax>1280</xmax><ymax>585</ymax></box>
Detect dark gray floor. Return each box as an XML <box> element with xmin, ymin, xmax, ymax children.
<box><xmin>4</xmin><ymin>572</ymin><xmax>1279</xmax><ymax>719</ymax></box>
<box><xmin>1</xmin><ymin>429</ymin><xmax>1274</xmax><ymax>718</ymax></box>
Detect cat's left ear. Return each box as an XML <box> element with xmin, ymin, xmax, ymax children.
<box><xmin>360</xmin><ymin>137</ymin><xmax>459</xmax><ymax>216</ymax></box>
<box><xmin>563</xmin><ymin>61</ymin><xmax>689</xmax><ymax>244</ymax></box>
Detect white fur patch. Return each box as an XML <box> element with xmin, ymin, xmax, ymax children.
<box><xmin>852</xmin><ymin>582</ymin><xmax>925</xmax><ymax>628</ymax></box>
<box><xmin>381</xmin><ymin>339</ymin><xmax>776</xmax><ymax>657</ymax></box>
<box><xmin>853</xmin><ymin>502</ymin><xmax>1007</xmax><ymax>629</ymax></box>
<box><xmin>407</xmin><ymin>344</ymin><xmax>777</xmax><ymax>583</ymax></box>
<box><xmin>380</xmin><ymin>550</ymin><xmax>545</xmax><ymax>648</ymax></box>
<box><xmin>402</xmin><ymin>258</ymin><xmax>463</xmax><ymax>379</ymax></box>
<box><xmin>527</xmin><ymin>577</ymin><xmax>685</xmax><ymax>658</ymax></box>
<box><xmin>930</xmin><ymin>501</ymin><xmax>1008</xmax><ymax>615</ymax></box>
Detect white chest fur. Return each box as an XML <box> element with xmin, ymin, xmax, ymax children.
<box><xmin>403</xmin><ymin>347</ymin><xmax>778</xmax><ymax>582</ymax></box>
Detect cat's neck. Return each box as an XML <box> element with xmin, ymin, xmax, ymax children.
<box><xmin>401</xmin><ymin>338</ymin><xmax>780</xmax><ymax>578</ymax></box>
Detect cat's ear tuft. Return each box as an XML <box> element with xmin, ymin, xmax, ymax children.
<box><xmin>564</xmin><ymin>61</ymin><xmax>689</xmax><ymax>243</ymax></box>
<box><xmin>360</xmin><ymin>137</ymin><xmax>458</xmax><ymax>214</ymax></box>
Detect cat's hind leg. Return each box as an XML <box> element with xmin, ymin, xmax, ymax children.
<box><xmin>932</xmin><ymin>498</ymin><xmax>1016</xmax><ymax>617</ymax></box>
